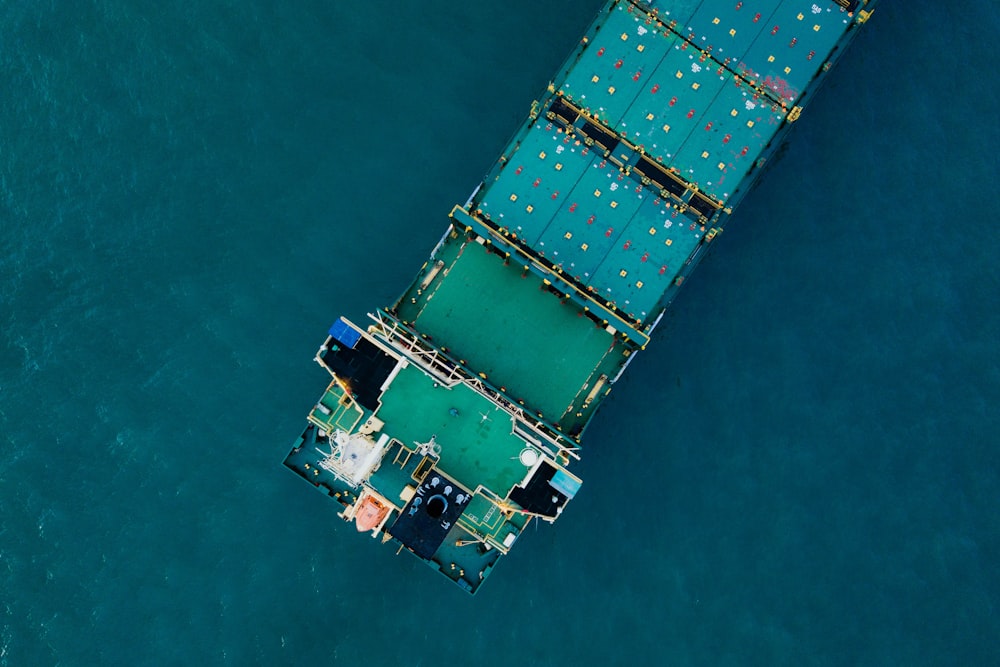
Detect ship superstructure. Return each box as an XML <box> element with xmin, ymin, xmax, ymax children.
<box><xmin>284</xmin><ymin>0</ymin><xmax>875</xmax><ymax>593</ymax></box>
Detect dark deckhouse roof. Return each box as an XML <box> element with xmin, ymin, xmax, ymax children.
<box><xmin>388</xmin><ymin>469</ymin><xmax>471</xmax><ymax>560</ymax></box>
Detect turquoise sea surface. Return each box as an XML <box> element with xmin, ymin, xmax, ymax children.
<box><xmin>2</xmin><ymin>1</ymin><xmax>998</xmax><ymax>665</ymax></box>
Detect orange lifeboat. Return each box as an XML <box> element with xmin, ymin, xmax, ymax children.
<box><xmin>354</xmin><ymin>495</ymin><xmax>389</xmax><ymax>533</ymax></box>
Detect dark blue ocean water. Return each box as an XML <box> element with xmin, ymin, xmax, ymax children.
<box><xmin>2</xmin><ymin>1</ymin><xmax>997</xmax><ymax>664</ymax></box>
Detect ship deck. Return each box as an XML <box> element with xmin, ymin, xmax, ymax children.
<box><xmin>286</xmin><ymin>0</ymin><xmax>875</xmax><ymax>594</ymax></box>
<box><xmin>284</xmin><ymin>420</ymin><xmax>527</xmax><ymax>594</ymax></box>
<box><xmin>393</xmin><ymin>232</ymin><xmax>630</xmax><ymax>431</ymax></box>
<box><xmin>640</xmin><ymin>0</ymin><xmax>858</xmax><ymax>106</ymax></box>
<box><xmin>553</xmin><ymin>1</ymin><xmax>789</xmax><ymax>201</ymax></box>
<box><xmin>373</xmin><ymin>363</ymin><xmax>533</xmax><ymax>497</ymax></box>
<box><xmin>468</xmin><ymin>0</ymin><xmax>863</xmax><ymax>326</ymax></box>
<box><xmin>472</xmin><ymin>118</ymin><xmax>707</xmax><ymax>323</ymax></box>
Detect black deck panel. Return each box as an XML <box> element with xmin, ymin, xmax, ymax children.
<box><xmin>318</xmin><ymin>332</ymin><xmax>396</xmax><ymax>412</ymax></box>
<box><xmin>388</xmin><ymin>469</ymin><xmax>471</xmax><ymax>560</ymax></box>
<box><xmin>508</xmin><ymin>461</ymin><xmax>570</xmax><ymax>519</ymax></box>
<box><xmin>635</xmin><ymin>156</ymin><xmax>687</xmax><ymax>199</ymax></box>
<box><xmin>549</xmin><ymin>95</ymin><xmax>579</xmax><ymax>125</ymax></box>
<box><xmin>578</xmin><ymin>119</ymin><xmax>620</xmax><ymax>153</ymax></box>
<box><xmin>687</xmin><ymin>193</ymin><xmax>718</xmax><ymax>218</ymax></box>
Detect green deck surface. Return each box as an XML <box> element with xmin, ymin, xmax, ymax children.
<box><xmin>429</xmin><ymin>520</ymin><xmax>517</xmax><ymax>590</ymax></box>
<box><xmin>367</xmin><ymin>439</ymin><xmax>421</xmax><ymax>508</ymax></box>
<box><xmin>374</xmin><ymin>364</ymin><xmax>531</xmax><ymax>496</ymax></box>
<box><xmin>458</xmin><ymin>493</ymin><xmax>516</xmax><ymax>544</ymax></box>
<box><xmin>394</xmin><ymin>236</ymin><xmax>628</xmax><ymax>424</ymax></box>
<box><xmin>283</xmin><ymin>436</ymin><xmax>357</xmax><ymax>503</ymax></box>
<box><xmin>307</xmin><ymin>382</ymin><xmax>367</xmax><ymax>434</ymax></box>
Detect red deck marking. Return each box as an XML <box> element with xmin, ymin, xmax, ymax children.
<box><xmin>597</xmin><ymin>47</ymin><xmax>605</xmax><ymax>56</ymax></box>
<box><xmin>605</xmin><ymin>228</ymin><xmax>613</xmax><ymax>237</ymax></box>
<box><xmin>723</xmin><ymin>134</ymin><xmax>731</xmax><ymax>144</ymax></box>
<box><xmin>669</xmin><ymin>96</ymin><xmax>677</xmax><ymax>107</ymax></box>
<box><xmin>569</xmin><ymin>202</ymin><xmax>578</xmax><ymax>212</ymax></box>
<box><xmin>515</xmin><ymin>166</ymin><xmax>523</xmax><ymax>175</ymax></box>
<box><xmin>533</xmin><ymin>178</ymin><xmax>541</xmax><ymax>187</ymax></box>
<box><xmin>735</xmin><ymin>1</ymin><xmax>742</xmax><ymax>8</ymax></box>
<box><xmin>623</xmin><ymin>240</ymin><xmax>631</xmax><ymax>250</ymax></box>
<box><xmin>753</xmin><ymin>13</ymin><xmax>761</xmax><ymax>22</ymax></box>
<box><xmin>551</xmin><ymin>191</ymin><xmax>560</xmax><ymax>199</ymax></box>
<box><xmin>771</xmin><ymin>25</ymin><xmax>780</xmax><ymax>35</ymax></box>
<box><xmin>659</xmin><ymin>265</ymin><xmax>667</xmax><ymax>275</ymax></box>
<box><xmin>763</xmin><ymin>75</ymin><xmax>796</xmax><ymax>101</ymax></box>
<box><xmin>790</xmin><ymin>37</ymin><xmax>798</xmax><ymax>47</ymax></box>
<box><xmin>807</xmin><ymin>50</ymin><xmax>816</xmax><ymax>60</ymax></box>
<box><xmin>632</xmin><ymin>71</ymin><xmax>641</xmax><ymax>81</ymax></box>
<box><xmin>687</xmin><ymin>109</ymin><xmax>695</xmax><ymax>118</ymax></box>
<box><xmin>651</xmin><ymin>83</ymin><xmax>660</xmax><ymax>93</ymax></box>
<box><xmin>587</xmin><ymin>215</ymin><xmax>596</xmax><ymax>225</ymax></box>
<box><xmin>615</xmin><ymin>59</ymin><xmax>623</xmax><ymax>69</ymax></box>
<box><xmin>641</xmin><ymin>252</ymin><xmax>649</xmax><ymax>263</ymax></box>
<box><xmin>705</xmin><ymin>122</ymin><xmax>713</xmax><ymax>131</ymax></box>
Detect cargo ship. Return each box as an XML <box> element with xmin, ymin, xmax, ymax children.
<box><xmin>283</xmin><ymin>0</ymin><xmax>876</xmax><ymax>594</ymax></box>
